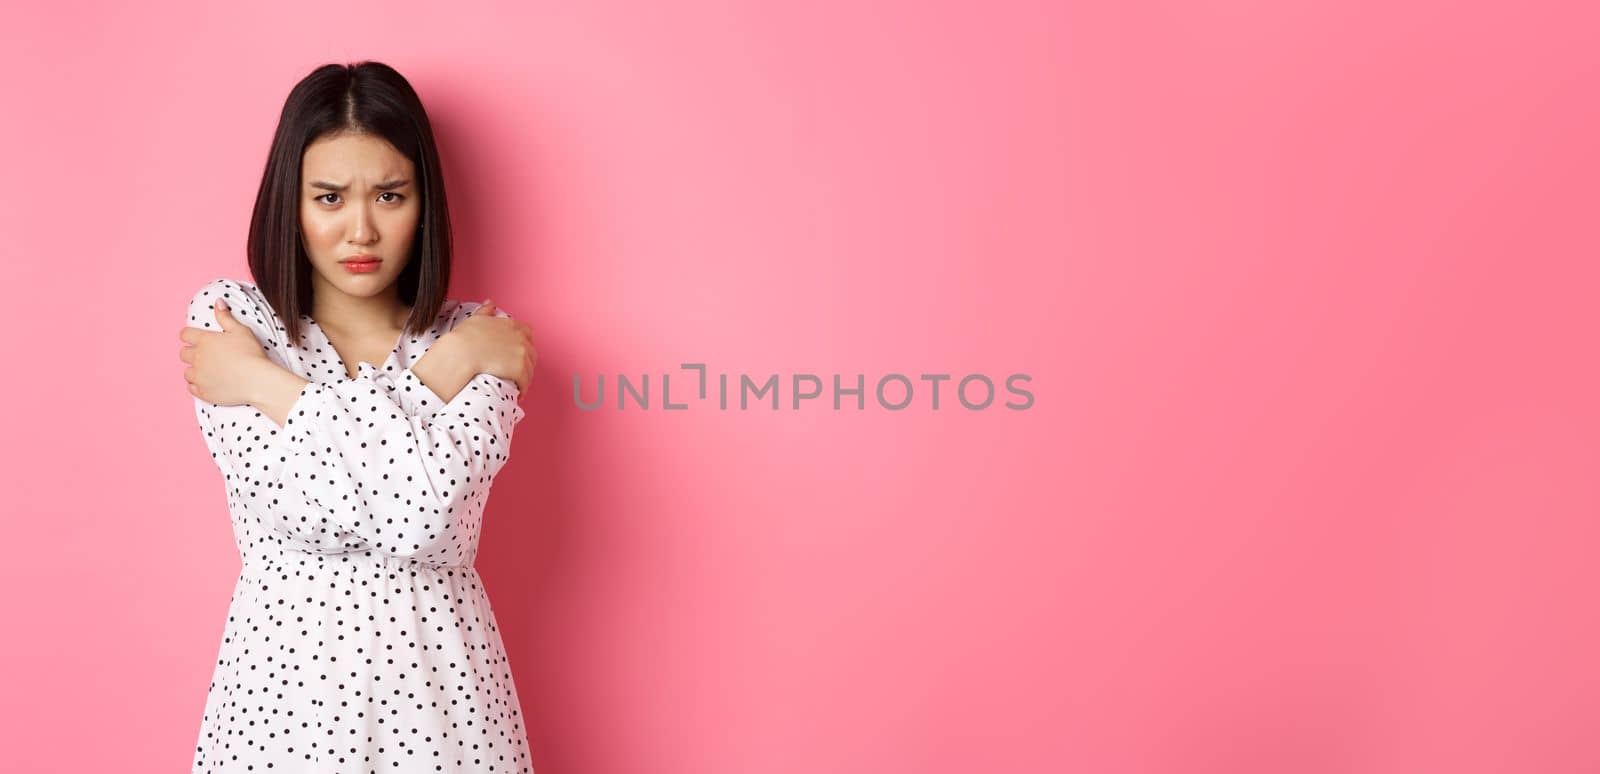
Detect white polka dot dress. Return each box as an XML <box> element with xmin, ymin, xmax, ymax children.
<box><xmin>184</xmin><ymin>278</ymin><xmax>534</xmax><ymax>773</ymax></box>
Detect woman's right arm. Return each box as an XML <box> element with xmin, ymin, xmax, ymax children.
<box><xmin>388</xmin><ymin>301</ymin><xmax>534</xmax><ymax>414</ymax></box>
<box><xmin>397</xmin><ymin>336</ymin><xmax>480</xmax><ymax>406</ymax></box>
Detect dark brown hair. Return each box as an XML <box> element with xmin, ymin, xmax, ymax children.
<box><xmin>247</xmin><ymin>60</ymin><xmax>453</xmax><ymax>348</ymax></box>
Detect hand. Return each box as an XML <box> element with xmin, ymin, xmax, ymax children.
<box><xmin>441</xmin><ymin>299</ymin><xmax>537</xmax><ymax>393</ymax></box>
<box><xmin>178</xmin><ymin>299</ymin><xmax>277</xmax><ymax>406</ymax></box>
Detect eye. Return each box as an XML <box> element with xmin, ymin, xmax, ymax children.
<box><xmin>314</xmin><ymin>192</ymin><xmax>404</xmax><ymax>205</ymax></box>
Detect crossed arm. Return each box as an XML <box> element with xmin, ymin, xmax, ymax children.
<box><xmin>181</xmin><ymin>279</ymin><xmax>529</xmax><ymax>559</ymax></box>
<box><xmin>239</xmin><ymin>334</ymin><xmax>481</xmax><ymax>426</ymax></box>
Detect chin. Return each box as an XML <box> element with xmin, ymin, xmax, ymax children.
<box><xmin>340</xmin><ymin>275</ymin><xmax>397</xmax><ymax>291</ymax></box>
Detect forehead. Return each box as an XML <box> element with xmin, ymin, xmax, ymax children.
<box><xmin>301</xmin><ymin>132</ymin><xmax>414</xmax><ymax>182</ymax></box>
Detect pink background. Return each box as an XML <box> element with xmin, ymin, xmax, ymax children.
<box><xmin>2</xmin><ymin>1</ymin><xmax>1597</xmax><ymax>772</ymax></box>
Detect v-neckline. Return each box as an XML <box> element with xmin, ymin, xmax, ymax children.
<box><xmin>306</xmin><ymin>314</ymin><xmax>410</xmax><ymax>382</ymax></box>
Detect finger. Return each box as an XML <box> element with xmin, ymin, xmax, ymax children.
<box><xmin>178</xmin><ymin>347</ymin><xmax>192</xmax><ymax>365</ymax></box>
<box><xmin>214</xmin><ymin>299</ymin><xmax>239</xmax><ymax>331</ymax></box>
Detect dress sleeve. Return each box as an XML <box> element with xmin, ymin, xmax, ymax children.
<box><xmin>186</xmin><ymin>279</ymin><xmax>526</xmax><ymax>560</ymax></box>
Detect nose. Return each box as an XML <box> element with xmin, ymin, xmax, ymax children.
<box><xmin>348</xmin><ymin>201</ymin><xmax>376</xmax><ymax>244</ymax></box>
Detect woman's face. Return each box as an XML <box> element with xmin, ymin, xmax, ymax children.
<box><xmin>299</xmin><ymin>131</ymin><xmax>420</xmax><ymax>304</ymax></box>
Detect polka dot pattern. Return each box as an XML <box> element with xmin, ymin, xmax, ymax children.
<box><xmin>184</xmin><ymin>278</ymin><xmax>533</xmax><ymax>772</ymax></box>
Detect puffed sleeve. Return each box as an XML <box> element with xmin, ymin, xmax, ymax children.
<box><xmin>186</xmin><ymin>279</ymin><xmax>526</xmax><ymax>560</ymax></box>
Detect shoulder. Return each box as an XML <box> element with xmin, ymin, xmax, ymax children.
<box><xmin>187</xmin><ymin>276</ymin><xmax>264</xmax><ymax>305</ymax></box>
<box><xmin>438</xmin><ymin>298</ymin><xmax>509</xmax><ymax>332</ymax></box>
<box><xmin>184</xmin><ymin>277</ymin><xmax>280</xmax><ymax>341</ymax></box>
<box><xmin>186</xmin><ymin>277</ymin><xmax>247</xmax><ymax>324</ymax></box>
<box><xmin>447</xmin><ymin>298</ymin><xmax>512</xmax><ymax>321</ymax></box>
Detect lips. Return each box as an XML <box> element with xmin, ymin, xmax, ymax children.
<box><xmin>341</xmin><ymin>256</ymin><xmax>382</xmax><ymax>273</ymax></box>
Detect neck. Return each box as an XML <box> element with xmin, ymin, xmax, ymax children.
<box><xmin>309</xmin><ymin>276</ymin><xmax>410</xmax><ymax>335</ymax></box>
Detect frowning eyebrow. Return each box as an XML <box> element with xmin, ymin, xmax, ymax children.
<box><xmin>307</xmin><ymin>179</ymin><xmax>412</xmax><ymax>192</ymax></box>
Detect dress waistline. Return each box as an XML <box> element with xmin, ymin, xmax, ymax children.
<box><xmin>239</xmin><ymin>545</ymin><xmax>474</xmax><ymax>574</ymax></box>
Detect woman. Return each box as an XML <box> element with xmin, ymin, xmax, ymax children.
<box><xmin>177</xmin><ymin>61</ymin><xmax>538</xmax><ymax>773</ymax></box>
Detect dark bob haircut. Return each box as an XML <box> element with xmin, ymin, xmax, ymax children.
<box><xmin>247</xmin><ymin>60</ymin><xmax>453</xmax><ymax>348</ymax></box>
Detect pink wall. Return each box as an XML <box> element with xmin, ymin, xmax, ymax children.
<box><xmin>3</xmin><ymin>1</ymin><xmax>1597</xmax><ymax>772</ymax></box>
